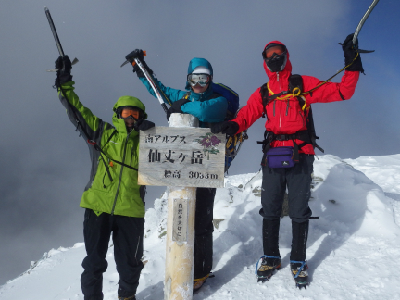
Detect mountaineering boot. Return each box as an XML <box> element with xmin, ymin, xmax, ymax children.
<box><xmin>118</xmin><ymin>295</ymin><xmax>136</xmax><ymax>300</ymax></box>
<box><xmin>290</xmin><ymin>261</ymin><xmax>308</xmax><ymax>289</ymax></box>
<box><xmin>256</xmin><ymin>255</ymin><xmax>281</xmax><ymax>282</ymax></box>
<box><xmin>257</xmin><ymin>218</ymin><xmax>281</xmax><ymax>282</ymax></box>
<box><xmin>290</xmin><ymin>220</ymin><xmax>309</xmax><ymax>288</ymax></box>
<box><xmin>193</xmin><ymin>273</ymin><xmax>213</xmax><ymax>293</ymax></box>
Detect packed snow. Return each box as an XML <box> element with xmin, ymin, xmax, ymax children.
<box><xmin>1</xmin><ymin>154</ymin><xmax>399</xmax><ymax>300</ymax></box>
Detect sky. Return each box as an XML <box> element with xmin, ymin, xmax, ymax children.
<box><xmin>0</xmin><ymin>0</ymin><xmax>399</xmax><ymax>286</ymax></box>
<box><xmin>1</xmin><ymin>154</ymin><xmax>400</xmax><ymax>299</ymax></box>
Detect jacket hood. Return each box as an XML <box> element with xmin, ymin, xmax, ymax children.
<box><xmin>112</xmin><ymin>95</ymin><xmax>147</xmax><ymax>119</ymax></box>
<box><xmin>185</xmin><ymin>57</ymin><xmax>214</xmax><ymax>90</ymax></box>
<box><xmin>262</xmin><ymin>41</ymin><xmax>292</xmax><ymax>93</ymax></box>
<box><xmin>112</xmin><ymin>95</ymin><xmax>147</xmax><ymax>133</ymax></box>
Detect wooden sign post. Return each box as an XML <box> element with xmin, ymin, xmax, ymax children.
<box><xmin>138</xmin><ymin>113</ymin><xmax>225</xmax><ymax>300</ymax></box>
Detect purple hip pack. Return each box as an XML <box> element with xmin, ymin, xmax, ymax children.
<box><xmin>266</xmin><ymin>146</ymin><xmax>295</xmax><ymax>169</ymax></box>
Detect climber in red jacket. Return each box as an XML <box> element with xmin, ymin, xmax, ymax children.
<box><xmin>212</xmin><ymin>34</ymin><xmax>363</xmax><ymax>287</ymax></box>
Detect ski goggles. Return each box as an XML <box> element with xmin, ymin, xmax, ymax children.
<box><xmin>262</xmin><ymin>44</ymin><xmax>287</xmax><ymax>61</ymax></box>
<box><xmin>187</xmin><ymin>73</ymin><xmax>211</xmax><ymax>87</ymax></box>
<box><xmin>120</xmin><ymin>107</ymin><xmax>140</xmax><ymax>120</ymax></box>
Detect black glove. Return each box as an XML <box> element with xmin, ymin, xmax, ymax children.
<box><xmin>134</xmin><ymin>119</ymin><xmax>155</xmax><ymax>131</ymax></box>
<box><xmin>342</xmin><ymin>33</ymin><xmax>364</xmax><ymax>73</ymax></box>
<box><xmin>125</xmin><ymin>49</ymin><xmax>153</xmax><ymax>79</ymax></box>
<box><xmin>211</xmin><ymin>121</ymin><xmax>239</xmax><ymax>136</ymax></box>
<box><xmin>167</xmin><ymin>99</ymin><xmax>190</xmax><ymax>120</ymax></box>
<box><xmin>55</xmin><ymin>55</ymin><xmax>72</xmax><ymax>87</ymax></box>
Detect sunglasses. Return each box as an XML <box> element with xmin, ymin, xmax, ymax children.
<box><xmin>120</xmin><ymin>108</ymin><xmax>140</xmax><ymax>120</ymax></box>
<box><xmin>187</xmin><ymin>73</ymin><xmax>210</xmax><ymax>87</ymax></box>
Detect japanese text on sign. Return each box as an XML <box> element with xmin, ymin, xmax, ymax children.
<box><xmin>138</xmin><ymin>127</ymin><xmax>225</xmax><ymax>188</ymax></box>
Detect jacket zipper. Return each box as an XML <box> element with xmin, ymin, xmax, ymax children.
<box><xmin>277</xmin><ymin>72</ymin><xmax>281</xmax><ymax>92</ymax></box>
<box><xmin>111</xmin><ymin>131</ymin><xmax>131</xmax><ymax>215</ymax></box>
<box><xmin>277</xmin><ymin>72</ymin><xmax>282</xmax><ymax>129</ymax></box>
<box><xmin>134</xmin><ymin>235</ymin><xmax>141</xmax><ymax>264</ymax></box>
<box><xmin>286</xmin><ymin>100</ymin><xmax>290</xmax><ymax>116</ymax></box>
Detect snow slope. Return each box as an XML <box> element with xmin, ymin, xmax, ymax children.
<box><xmin>1</xmin><ymin>155</ymin><xmax>400</xmax><ymax>300</ymax></box>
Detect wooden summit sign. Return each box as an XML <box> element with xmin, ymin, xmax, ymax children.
<box><xmin>138</xmin><ymin>127</ymin><xmax>225</xmax><ymax>188</ymax></box>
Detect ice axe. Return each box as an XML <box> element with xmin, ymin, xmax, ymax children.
<box><xmin>348</xmin><ymin>0</ymin><xmax>380</xmax><ymax>56</ymax></box>
<box><xmin>353</xmin><ymin>0</ymin><xmax>380</xmax><ymax>47</ymax></box>
<box><xmin>120</xmin><ymin>53</ymin><xmax>170</xmax><ymax>114</ymax></box>
<box><xmin>44</xmin><ymin>6</ymin><xmax>79</xmax><ymax>72</ymax></box>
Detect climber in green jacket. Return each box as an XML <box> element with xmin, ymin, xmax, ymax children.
<box><xmin>54</xmin><ymin>55</ymin><xmax>155</xmax><ymax>300</ymax></box>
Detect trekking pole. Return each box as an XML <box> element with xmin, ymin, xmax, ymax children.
<box><xmin>353</xmin><ymin>0</ymin><xmax>381</xmax><ymax>46</ymax></box>
<box><xmin>44</xmin><ymin>6</ymin><xmax>78</xmax><ymax>71</ymax></box>
<box><xmin>120</xmin><ymin>55</ymin><xmax>171</xmax><ymax>114</ymax></box>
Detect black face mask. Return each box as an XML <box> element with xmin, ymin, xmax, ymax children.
<box><xmin>265</xmin><ymin>52</ymin><xmax>287</xmax><ymax>73</ymax></box>
<box><xmin>262</xmin><ymin>44</ymin><xmax>288</xmax><ymax>73</ymax></box>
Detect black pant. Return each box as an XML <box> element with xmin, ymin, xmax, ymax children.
<box><xmin>81</xmin><ymin>209</ymin><xmax>144</xmax><ymax>300</ymax></box>
<box><xmin>260</xmin><ymin>154</ymin><xmax>314</xmax><ymax>222</ymax></box>
<box><xmin>193</xmin><ymin>187</ymin><xmax>216</xmax><ymax>279</ymax></box>
<box><xmin>260</xmin><ymin>154</ymin><xmax>314</xmax><ymax>261</ymax></box>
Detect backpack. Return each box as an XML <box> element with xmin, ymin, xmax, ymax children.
<box><xmin>212</xmin><ymin>82</ymin><xmax>239</xmax><ymax>120</ymax></box>
<box><xmin>211</xmin><ymin>82</ymin><xmax>247</xmax><ymax>172</ymax></box>
<box><xmin>259</xmin><ymin>74</ymin><xmax>324</xmax><ymax>160</ymax></box>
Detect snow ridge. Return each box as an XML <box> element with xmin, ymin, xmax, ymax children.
<box><xmin>1</xmin><ymin>155</ymin><xmax>400</xmax><ymax>300</ymax></box>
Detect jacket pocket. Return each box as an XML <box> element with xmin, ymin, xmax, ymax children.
<box><xmin>280</xmin><ymin>99</ymin><xmax>306</xmax><ymax>131</ymax></box>
<box><xmin>91</xmin><ymin>156</ymin><xmax>116</xmax><ymax>192</ymax></box>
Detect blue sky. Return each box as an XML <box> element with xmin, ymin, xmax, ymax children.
<box><xmin>0</xmin><ymin>0</ymin><xmax>398</xmax><ymax>285</ymax></box>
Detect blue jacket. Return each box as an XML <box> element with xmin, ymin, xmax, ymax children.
<box><xmin>139</xmin><ymin>58</ymin><xmax>228</xmax><ymax>125</ymax></box>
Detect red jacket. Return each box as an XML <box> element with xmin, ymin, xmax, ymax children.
<box><xmin>232</xmin><ymin>41</ymin><xmax>360</xmax><ymax>155</ymax></box>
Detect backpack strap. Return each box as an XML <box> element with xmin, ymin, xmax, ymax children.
<box><xmin>289</xmin><ymin>74</ymin><xmax>324</xmax><ymax>153</ymax></box>
<box><xmin>260</xmin><ymin>83</ymin><xmax>270</xmax><ymax>118</ymax></box>
<box><xmin>88</xmin><ymin>129</ymin><xmax>139</xmax><ymax>172</ymax></box>
<box><xmin>257</xmin><ymin>75</ymin><xmax>324</xmax><ymax>161</ymax></box>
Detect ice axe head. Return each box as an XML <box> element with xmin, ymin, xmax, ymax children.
<box><xmin>120</xmin><ymin>50</ymin><xmax>146</xmax><ymax>68</ymax></box>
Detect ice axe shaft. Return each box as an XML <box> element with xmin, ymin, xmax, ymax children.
<box><xmin>353</xmin><ymin>0</ymin><xmax>380</xmax><ymax>45</ymax></box>
<box><xmin>44</xmin><ymin>6</ymin><xmax>65</xmax><ymax>57</ymax></box>
<box><xmin>120</xmin><ymin>53</ymin><xmax>170</xmax><ymax>113</ymax></box>
<box><xmin>135</xmin><ymin>57</ymin><xmax>169</xmax><ymax>113</ymax></box>
<box><xmin>44</xmin><ymin>6</ymin><xmax>78</xmax><ymax>68</ymax></box>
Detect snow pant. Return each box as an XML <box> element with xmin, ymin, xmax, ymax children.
<box><xmin>260</xmin><ymin>154</ymin><xmax>314</xmax><ymax>262</ymax></box>
<box><xmin>193</xmin><ymin>187</ymin><xmax>216</xmax><ymax>279</ymax></box>
<box><xmin>81</xmin><ymin>209</ymin><xmax>144</xmax><ymax>300</ymax></box>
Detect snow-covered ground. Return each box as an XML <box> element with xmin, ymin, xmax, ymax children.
<box><xmin>1</xmin><ymin>154</ymin><xmax>400</xmax><ymax>300</ymax></box>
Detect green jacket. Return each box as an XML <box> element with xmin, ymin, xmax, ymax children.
<box><xmin>58</xmin><ymin>81</ymin><xmax>146</xmax><ymax>218</ymax></box>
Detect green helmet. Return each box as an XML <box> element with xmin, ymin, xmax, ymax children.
<box><xmin>113</xmin><ymin>95</ymin><xmax>147</xmax><ymax>119</ymax></box>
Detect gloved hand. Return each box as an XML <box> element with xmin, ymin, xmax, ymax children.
<box><xmin>342</xmin><ymin>33</ymin><xmax>364</xmax><ymax>73</ymax></box>
<box><xmin>125</xmin><ymin>49</ymin><xmax>153</xmax><ymax>78</ymax></box>
<box><xmin>211</xmin><ymin>121</ymin><xmax>239</xmax><ymax>136</ymax></box>
<box><xmin>55</xmin><ymin>55</ymin><xmax>72</xmax><ymax>87</ymax></box>
<box><xmin>167</xmin><ymin>99</ymin><xmax>190</xmax><ymax>120</ymax></box>
<box><xmin>133</xmin><ymin>119</ymin><xmax>155</xmax><ymax>131</ymax></box>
